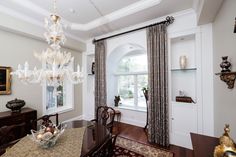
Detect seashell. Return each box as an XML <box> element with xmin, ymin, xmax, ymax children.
<box><xmin>36</xmin><ymin>134</ymin><xmax>43</xmax><ymax>140</ymax></box>
<box><xmin>42</xmin><ymin>132</ymin><xmax>53</xmax><ymax>140</ymax></box>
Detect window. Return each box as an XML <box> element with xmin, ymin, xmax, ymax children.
<box><xmin>116</xmin><ymin>54</ymin><xmax>148</xmax><ymax>110</ymax></box>
<box><xmin>46</xmin><ymin>85</ymin><xmax>64</xmax><ymax>110</ymax></box>
<box><xmin>43</xmin><ymin>63</ymin><xmax>74</xmax><ymax>115</ymax></box>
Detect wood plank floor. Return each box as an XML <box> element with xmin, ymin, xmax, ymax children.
<box><xmin>113</xmin><ymin>122</ymin><xmax>193</xmax><ymax>157</ymax></box>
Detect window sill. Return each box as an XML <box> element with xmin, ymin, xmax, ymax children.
<box><xmin>46</xmin><ymin>106</ymin><xmax>74</xmax><ymax>115</ymax></box>
<box><xmin>115</xmin><ymin>106</ymin><xmax>147</xmax><ymax>113</ymax></box>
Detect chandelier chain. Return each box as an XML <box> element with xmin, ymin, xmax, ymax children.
<box><xmin>53</xmin><ymin>0</ymin><xmax>57</xmax><ymax>14</ymax></box>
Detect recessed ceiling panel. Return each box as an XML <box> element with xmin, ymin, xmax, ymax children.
<box><xmin>0</xmin><ymin>0</ymin><xmax>194</xmax><ymax>40</ymax></box>
<box><xmin>31</xmin><ymin>0</ymin><xmax>101</xmax><ymax>24</ymax></box>
<box><xmin>69</xmin><ymin>0</ymin><xmax>193</xmax><ymax>39</ymax></box>
<box><xmin>90</xmin><ymin>0</ymin><xmax>141</xmax><ymax>15</ymax></box>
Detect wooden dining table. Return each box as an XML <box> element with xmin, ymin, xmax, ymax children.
<box><xmin>64</xmin><ymin>120</ymin><xmax>112</xmax><ymax>157</ymax></box>
<box><xmin>2</xmin><ymin>120</ymin><xmax>112</xmax><ymax>157</ymax></box>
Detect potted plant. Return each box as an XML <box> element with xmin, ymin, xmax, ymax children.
<box><xmin>114</xmin><ymin>95</ymin><xmax>121</xmax><ymax>107</ymax></box>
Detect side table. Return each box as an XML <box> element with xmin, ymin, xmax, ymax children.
<box><xmin>114</xmin><ymin>110</ymin><xmax>121</xmax><ymax>122</ymax></box>
<box><xmin>110</xmin><ymin>109</ymin><xmax>121</xmax><ymax>133</ymax></box>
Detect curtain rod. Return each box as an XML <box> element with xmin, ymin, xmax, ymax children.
<box><xmin>93</xmin><ymin>16</ymin><xmax>174</xmax><ymax>44</ymax></box>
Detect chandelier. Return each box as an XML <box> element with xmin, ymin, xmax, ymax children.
<box><xmin>11</xmin><ymin>0</ymin><xmax>83</xmax><ymax>87</ymax></box>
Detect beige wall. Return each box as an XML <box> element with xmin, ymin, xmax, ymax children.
<box><xmin>0</xmin><ymin>29</ymin><xmax>83</xmax><ymax>122</ymax></box>
<box><xmin>213</xmin><ymin>0</ymin><xmax>236</xmax><ymax>139</ymax></box>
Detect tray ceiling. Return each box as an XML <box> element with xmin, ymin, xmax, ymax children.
<box><xmin>0</xmin><ymin>0</ymin><xmax>194</xmax><ymax>40</ymax></box>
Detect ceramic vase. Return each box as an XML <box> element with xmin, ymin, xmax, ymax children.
<box><xmin>179</xmin><ymin>55</ymin><xmax>187</xmax><ymax>69</ymax></box>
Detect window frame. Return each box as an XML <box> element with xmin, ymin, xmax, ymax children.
<box><xmin>115</xmin><ymin>71</ymin><xmax>148</xmax><ymax>111</ymax></box>
<box><xmin>42</xmin><ymin>62</ymin><xmax>74</xmax><ymax>115</ymax></box>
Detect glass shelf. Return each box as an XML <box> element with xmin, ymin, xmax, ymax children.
<box><xmin>171</xmin><ymin>68</ymin><xmax>197</xmax><ymax>71</ymax></box>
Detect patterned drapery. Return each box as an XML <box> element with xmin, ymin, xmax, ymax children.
<box><xmin>146</xmin><ymin>24</ymin><xmax>169</xmax><ymax>147</ymax></box>
<box><xmin>95</xmin><ymin>40</ymin><xmax>107</xmax><ymax>114</ymax></box>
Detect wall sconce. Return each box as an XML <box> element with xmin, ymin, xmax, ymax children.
<box><xmin>234</xmin><ymin>17</ymin><xmax>236</xmax><ymax>33</ymax></box>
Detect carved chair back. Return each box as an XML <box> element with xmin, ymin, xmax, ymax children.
<box><xmin>36</xmin><ymin>113</ymin><xmax>59</xmax><ymax>127</ymax></box>
<box><xmin>95</xmin><ymin>106</ymin><xmax>115</xmax><ymax>132</ymax></box>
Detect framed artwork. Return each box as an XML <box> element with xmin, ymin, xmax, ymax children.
<box><xmin>0</xmin><ymin>66</ymin><xmax>11</xmax><ymax>95</ymax></box>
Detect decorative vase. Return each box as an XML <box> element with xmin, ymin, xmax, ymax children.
<box><xmin>179</xmin><ymin>55</ymin><xmax>187</xmax><ymax>69</ymax></box>
<box><xmin>6</xmin><ymin>98</ymin><xmax>25</xmax><ymax>112</ymax></box>
<box><xmin>220</xmin><ymin>56</ymin><xmax>231</xmax><ymax>72</ymax></box>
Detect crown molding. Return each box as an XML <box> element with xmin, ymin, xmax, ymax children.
<box><xmin>0</xmin><ymin>0</ymin><xmax>162</xmax><ymax>32</ymax></box>
<box><xmin>71</xmin><ymin>0</ymin><xmax>162</xmax><ymax>31</ymax></box>
<box><xmin>0</xmin><ymin>4</ymin><xmax>85</xmax><ymax>43</ymax></box>
<box><xmin>0</xmin><ymin>5</ymin><xmax>43</xmax><ymax>27</ymax></box>
<box><xmin>90</xmin><ymin>9</ymin><xmax>195</xmax><ymax>42</ymax></box>
<box><xmin>0</xmin><ymin>7</ymin><xmax>86</xmax><ymax>52</ymax></box>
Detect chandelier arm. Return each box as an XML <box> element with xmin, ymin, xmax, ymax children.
<box><xmin>65</xmin><ymin>70</ymin><xmax>80</xmax><ymax>84</ymax></box>
<box><xmin>11</xmin><ymin>0</ymin><xmax>83</xmax><ymax>88</ymax></box>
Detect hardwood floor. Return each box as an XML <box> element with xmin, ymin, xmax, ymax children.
<box><xmin>113</xmin><ymin>122</ymin><xmax>193</xmax><ymax>157</ymax></box>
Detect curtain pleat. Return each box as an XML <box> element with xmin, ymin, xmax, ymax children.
<box><xmin>95</xmin><ymin>40</ymin><xmax>107</xmax><ymax>115</ymax></box>
<box><xmin>147</xmin><ymin>24</ymin><xmax>169</xmax><ymax>147</ymax></box>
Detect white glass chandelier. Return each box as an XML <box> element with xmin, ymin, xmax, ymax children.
<box><xmin>11</xmin><ymin>0</ymin><xmax>83</xmax><ymax>87</ymax></box>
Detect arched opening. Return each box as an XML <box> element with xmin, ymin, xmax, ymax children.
<box><xmin>107</xmin><ymin>43</ymin><xmax>147</xmax><ymax>110</ymax></box>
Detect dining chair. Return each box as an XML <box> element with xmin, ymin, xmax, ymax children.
<box><xmin>143</xmin><ymin>88</ymin><xmax>149</xmax><ymax>130</ymax></box>
<box><xmin>0</xmin><ymin>123</ymin><xmax>25</xmax><ymax>155</ymax></box>
<box><xmin>36</xmin><ymin>113</ymin><xmax>59</xmax><ymax>127</ymax></box>
<box><xmin>111</xmin><ymin>134</ymin><xmax>118</xmax><ymax>155</ymax></box>
<box><xmin>91</xmin><ymin>106</ymin><xmax>115</xmax><ymax>133</ymax></box>
<box><xmin>91</xmin><ymin>134</ymin><xmax>116</xmax><ymax>157</ymax></box>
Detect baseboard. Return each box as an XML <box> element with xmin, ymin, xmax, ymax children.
<box><xmin>82</xmin><ymin>114</ymin><xmax>145</xmax><ymax>127</ymax></box>
<box><xmin>120</xmin><ymin>117</ymin><xmax>145</xmax><ymax>128</ymax></box>
<box><xmin>82</xmin><ymin>114</ymin><xmax>94</xmax><ymax>121</ymax></box>
<box><xmin>62</xmin><ymin>115</ymin><xmax>83</xmax><ymax>123</ymax></box>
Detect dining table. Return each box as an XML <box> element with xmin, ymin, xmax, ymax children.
<box><xmin>65</xmin><ymin>120</ymin><xmax>112</xmax><ymax>157</ymax></box>
<box><xmin>1</xmin><ymin>120</ymin><xmax>112</xmax><ymax>157</ymax></box>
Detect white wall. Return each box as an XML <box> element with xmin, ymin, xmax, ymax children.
<box><xmin>84</xmin><ymin>9</ymin><xmax>214</xmax><ymax>134</ymax></box>
<box><xmin>0</xmin><ymin>29</ymin><xmax>83</xmax><ymax>122</ymax></box>
<box><xmin>213</xmin><ymin>0</ymin><xmax>236</xmax><ymax>139</ymax></box>
<box><xmin>198</xmin><ymin>24</ymin><xmax>214</xmax><ymax>136</ymax></box>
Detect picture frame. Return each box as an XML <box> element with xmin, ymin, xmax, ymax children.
<box><xmin>0</xmin><ymin>66</ymin><xmax>11</xmax><ymax>95</ymax></box>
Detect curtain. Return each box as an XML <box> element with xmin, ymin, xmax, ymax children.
<box><xmin>146</xmin><ymin>24</ymin><xmax>169</xmax><ymax>147</ymax></box>
<box><xmin>95</xmin><ymin>40</ymin><xmax>107</xmax><ymax>114</ymax></box>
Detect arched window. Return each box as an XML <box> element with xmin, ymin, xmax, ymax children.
<box><xmin>116</xmin><ymin>53</ymin><xmax>148</xmax><ymax>109</ymax></box>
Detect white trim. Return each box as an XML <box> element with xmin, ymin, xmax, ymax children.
<box><xmin>117</xmin><ymin>106</ymin><xmax>146</xmax><ymax>113</ymax></box>
<box><xmin>42</xmin><ymin>62</ymin><xmax>75</xmax><ymax>115</ymax></box>
<box><xmin>82</xmin><ymin>114</ymin><xmax>94</xmax><ymax>121</ymax></box>
<box><xmin>90</xmin><ymin>9</ymin><xmax>195</xmax><ymax>41</ymax></box>
<box><xmin>1</xmin><ymin>0</ymin><xmax>163</xmax><ymax>32</ymax></box>
<box><xmin>114</xmin><ymin>71</ymin><xmax>147</xmax><ymax>76</ymax></box>
<box><xmin>0</xmin><ymin>5</ymin><xmax>43</xmax><ymax>27</ymax></box>
<box><xmin>71</xmin><ymin>0</ymin><xmax>162</xmax><ymax>31</ymax></box>
<box><xmin>46</xmin><ymin>106</ymin><xmax>74</xmax><ymax>115</ymax></box>
<box><xmin>120</xmin><ymin>117</ymin><xmax>145</xmax><ymax>128</ymax></box>
<box><xmin>0</xmin><ymin>4</ymin><xmax>85</xmax><ymax>44</ymax></box>
<box><xmin>62</xmin><ymin>115</ymin><xmax>83</xmax><ymax>123</ymax></box>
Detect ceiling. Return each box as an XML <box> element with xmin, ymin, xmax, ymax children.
<box><xmin>0</xmin><ymin>0</ymin><xmax>195</xmax><ymax>41</ymax></box>
<box><xmin>0</xmin><ymin>0</ymin><xmax>223</xmax><ymax>44</ymax></box>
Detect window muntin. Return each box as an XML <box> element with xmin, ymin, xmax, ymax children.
<box><xmin>46</xmin><ymin>84</ymin><xmax>65</xmax><ymax>110</ymax></box>
<box><xmin>118</xmin><ymin>75</ymin><xmax>134</xmax><ymax>107</ymax></box>
<box><xmin>117</xmin><ymin>54</ymin><xmax>147</xmax><ymax>73</ymax></box>
<box><xmin>116</xmin><ymin>54</ymin><xmax>148</xmax><ymax>110</ymax></box>
<box><xmin>43</xmin><ymin>62</ymin><xmax>74</xmax><ymax>115</ymax></box>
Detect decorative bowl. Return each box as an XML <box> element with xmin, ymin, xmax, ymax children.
<box><xmin>6</xmin><ymin>98</ymin><xmax>25</xmax><ymax>112</ymax></box>
<box><xmin>29</xmin><ymin>123</ymin><xmax>67</xmax><ymax>148</ymax></box>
